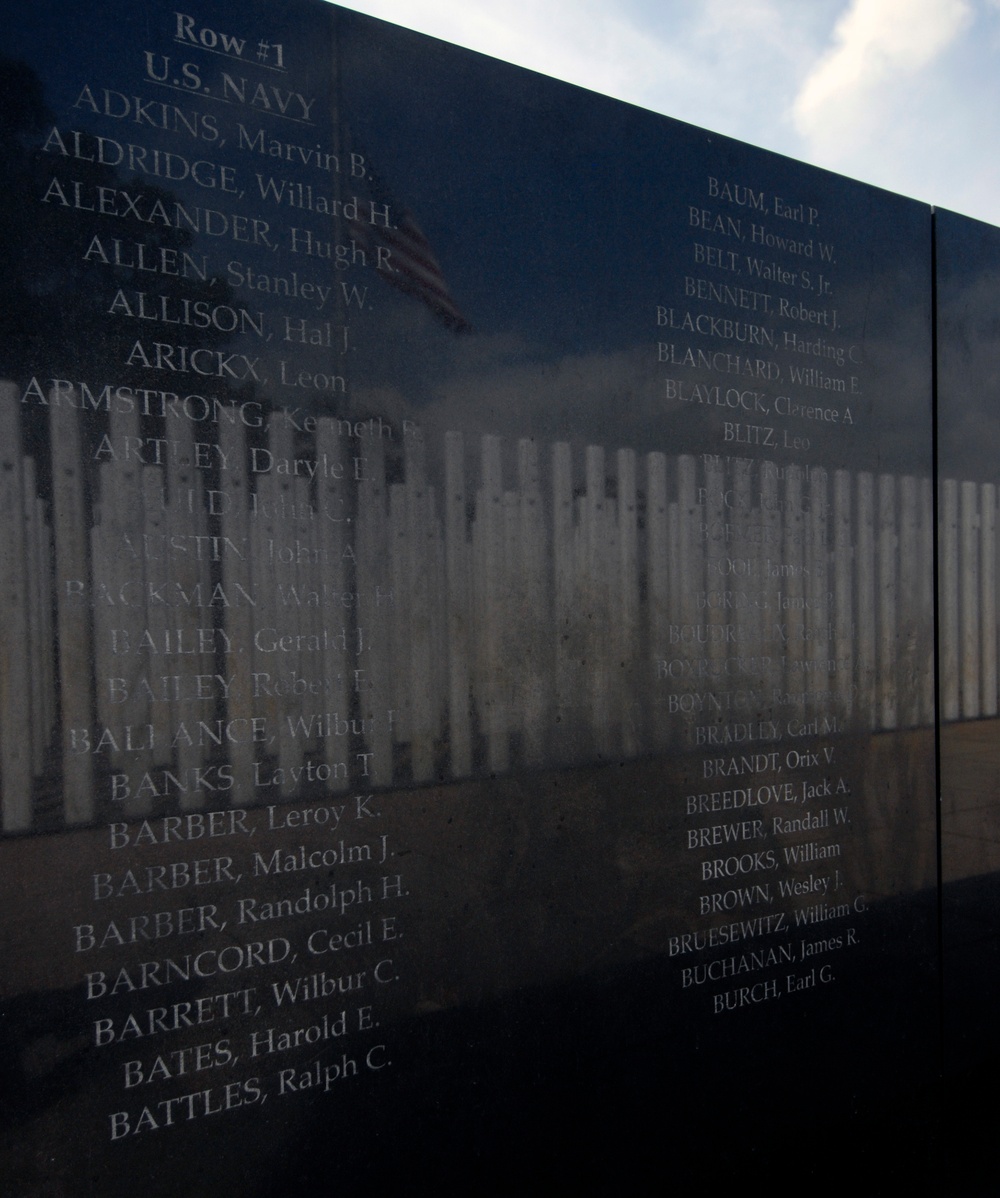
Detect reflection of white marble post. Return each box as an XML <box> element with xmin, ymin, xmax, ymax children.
<box><xmin>388</xmin><ymin>481</ymin><xmax>412</xmax><ymax>763</ymax></box>
<box><xmin>760</xmin><ymin>465</ymin><xmax>782</xmax><ymax>711</ymax></box>
<box><xmin>219</xmin><ymin>419</ymin><xmax>255</xmax><ymax>800</ymax></box>
<box><xmin>877</xmin><ymin>474</ymin><xmax>898</xmax><ymax>730</ymax></box>
<box><xmin>356</xmin><ymin>434</ymin><xmax>393</xmax><ymax>787</ymax></box>
<box><xmin>898</xmin><ymin>475</ymin><xmax>920</xmax><ymax>728</ymax></box>
<box><xmin>318</xmin><ymin>424</ymin><xmax>360</xmax><ymax>790</ymax></box>
<box><xmin>731</xmin><ymin>457</ymin><xmax>758</xmax><ymax>696</ymax></box>
<box><xmin>301</xmin><ymin>476</ymin><xmax>322</xmax><ymax>757</ymax></box>
<box><xmin>166</xmin><ymin>419</ymin><xmax>211</xmax><ymax>809</ymax></box>
<box><xmin>92</xmin><ymin>400</ymin><xmax>152</xmax><ymax>810</ymax></box>
<box><xmin>920</xmin><ymin>478</ymin><xmax>935</xmax><ymax>725</ymax></box>
<box><xmin>140</xmin><ymin>469</ymin><xmax>171</xmax><ymax>771</ymax></box>
<box><xmin>667</xmin><ymin>497</ymin><xmax>682</xmax><ymax>747</ymax></box>
<box><xmin>981</xmin><ymin>482</ymin><xmax>998</xmax><ymax>716</ymax></box>
<box><xmin>478</xmin><ymin>435</ymin><xmax>508</xmax><ymax>772</ymax></box>
<box><xmin>503</xmin><ymin>489</ymin><xmax>522</xmax><ymax>752</ymax></box>
<box><xmin>675</xmin><ymin>455</ymin><xmax>700</xmax><ymax>732</ymax></box>
<box><xmin>279</xmin><ymin>475</ymin><xmax>311</xmax><ymax>796</ymax></box>
<box><xmin>520</xmin><ymin>438</ymin><xmax>548</xmax><ymax>764</ymax></box>
<box><xmin>833</xmin><ymin>470</ymin><xmax>853</xmax><ymax>720</ymax></box>
<box><xmin>261</xmin><ymin>419</ymin><xmax>302</xmax><ymax>800</ymax></box>
<box><xmin>444</xmin><ymin>431</ymin><xmax>472</xmax><ymax>777</ymax></box>
<box><xmin>0</xmin><ymin>387</ymin><xmax>32</xmax><ymax>831</ymax></box>
<box><xmin>25</xmin><ymin>465</ymin><xmax>56</xmax><ymax>760</ymax></box>
<box><xmin>251</xmin><ymin>471</ymin><xmax>280</xmax><ymax>795</ymax></box>
<box><xmin>552</xmin><ymin>441</ymin><xmax>575</xmax><ymax>751</ymax></box>
<box><xmin>807</xmin><ymin>469</ymin><xmax>829</xmax><ymax>700</ymax></box>
<box><xmin>38</xmin><ymin>486</ymin><xmax>56</xmax><ymax>744</ymax></box>
<box><xmin>783</xmin><ymin>466</ymin><xmax>805</xmax><ymax>722</ymax></box>
<box><xmin>405</xmin><ymin>437</ymin><xmax>436</xmax><ymax>782</ymax></box>
<box><xmin>615</xmin><ymin>449</ymin><xmax>639</xmax><ymax>755</ymax></box>
<box><xmin>583</xmin><ymin>446</ymin><xmax>612</xmax><ymax>756</ymax></box>
<box><xmin>50</xmin><ymin>392</ymin><xmax>93</xmax><ymax>823</ymax></box>
<box><xmin>940</xmin><ymin>478</ymin><xmax>960</xmax><ymax>721</ymax></box>
<box><xmin>959</xmin><ymin>479</ymin><xmax>981</xmax><ymax>719</ymax></box>
<box><xmin>855</xmin><ymin>472</ymin><xmax>876</xmax><ymax>728</ymax></box>
<box><xmin>23</xmin><ymin>460</ymin><xmax>51</xmax><ymax>777</ymax></box>
<box><xmin>703</xmin><ymin>456</ymin><xmax>727</xmax><ymax>694</ymax></box>
<box><xmin>646</xmin><ymin>452</ymin><xmax>670</xmax><ymax>750</ymax></box>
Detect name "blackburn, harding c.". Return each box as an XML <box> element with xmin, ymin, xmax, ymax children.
<box><xmin>656</xmin><ymin>308</ymin><xmax>774</xmax><ymax>346</ymax></box>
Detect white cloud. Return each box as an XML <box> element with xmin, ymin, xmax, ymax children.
<box><xmin>337</xmin><ymin>0</ymin><xmax>686</xmax><ymax>106</ymax></box>
<box><xmin>336</xmin><ymin>0</ymin><xmax>833</xmax><ymax>150</ymax></box>
<box><xmin>793</xmin><ymin>0</ymin><xmax>971</xmax><ymax>161</ymax></box>
<box><xmin>647</xmin><ymin>0</ymin><xmax>834</xmax><ymax>144</ymax></box>
<box><xmin>333</xmin><ymin>0</ymin><xmax>1000</xmax><ymax>225</ymax></box>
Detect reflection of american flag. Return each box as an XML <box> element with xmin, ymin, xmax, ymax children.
<box><xmin>351</xmin><ymin>160</ymin><xmax>472</xmax><ymax>334</ymax></box>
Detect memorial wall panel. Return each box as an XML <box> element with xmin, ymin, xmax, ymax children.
<box><xmin>1</xmin><ymin>0</ymin><xmax>940</xmax><ymax>1190</ymax></box>
<box><xmin>936</xmin><ymin>208</ymin><xmax>1000</xmax><ymax>1078</ymax></box>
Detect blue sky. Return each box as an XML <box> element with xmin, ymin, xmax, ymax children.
<box><xmin>332</xmin><ymin>0</ymin><xmax>1000</xmax><ymax>227</ymax></box>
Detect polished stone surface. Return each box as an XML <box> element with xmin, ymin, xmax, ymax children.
<box><xmin>0</xmin><ymin>1</ymin><xmax>941</xmax><ymax>1190</ymax></box>
<box><xmin>936</xmin><ymin>208</ymin><xmax>1000</xmax><ymax>1079</ymax></box>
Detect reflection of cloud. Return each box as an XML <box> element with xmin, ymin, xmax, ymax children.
<box><xmin>427</xmin><ymin>340</ymin><xmax>661</xmax><ymax>447</ymax></box>
<box><xmin>345</xmin><ymin>272</ymin><xmax>934</xmax><ymax>482</ymax></box>
<box><xmin>353</xmin><ymin>330</ymin><xmax>668</xmax><ymax>462</ymax></box>
<box><xmin>793</xmin><ymin>0</ymin><xmax>970</xmax><ymax>161</ymax></box>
